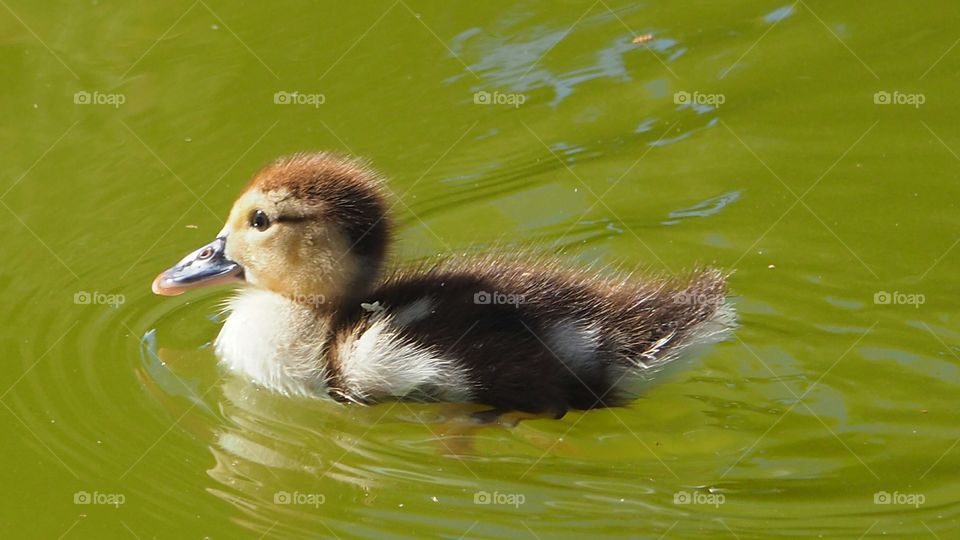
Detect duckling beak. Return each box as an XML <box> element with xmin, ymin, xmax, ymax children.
<box><xmin>152</xmin><ymin>237</ymin><xmax>244</xmax><ymax>296</ymax></box>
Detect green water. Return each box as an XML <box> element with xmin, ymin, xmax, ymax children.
<box><xmin>2</xmin><ymin>1</ymin><xmax>958</xmax><ymax>538</ymax></box>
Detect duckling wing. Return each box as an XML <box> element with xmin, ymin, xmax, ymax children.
<box><xmin>327</xmin><ymin>261</ymin><xmax>735</xmax><ymax>412</ymax></box>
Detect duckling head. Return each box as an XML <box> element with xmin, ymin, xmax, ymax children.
<box><xmin>152</xmin><ymin>152</ymin><xmax>389</xmax><ymax>307</ymax></box>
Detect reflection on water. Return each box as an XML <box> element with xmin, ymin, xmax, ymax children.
<box><xmin>663</xmin><ymin>190</ymin><xmax>741</xmax><ymax>225</ymax></box>
<box><xmin>132</xmin><ymin>285</ymin><xmax>960</xmax><ymax>539</ymax></box>
<box><xmin>451</xmin><ymin>4</ymin><xmax>669</xmax><ymax>107</ymax></box>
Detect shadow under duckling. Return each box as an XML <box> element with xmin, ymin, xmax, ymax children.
<box><xmin>152</xmin><ymin>152</ymin><xmax>736</xmax><ymax>419</ymax></box>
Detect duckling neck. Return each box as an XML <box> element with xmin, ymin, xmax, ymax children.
<box><xmin>214</xmin><ymin>288</ymin><xmax>334</xmax><ymax>397</ymax></box>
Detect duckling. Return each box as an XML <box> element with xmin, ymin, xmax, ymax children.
<box><xmin>152</xmin><ymin>152</ymin><xmax>735</xmax><ymax>417</ymax></box>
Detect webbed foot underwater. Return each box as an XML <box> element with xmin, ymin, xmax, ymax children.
<box><xmin>152</xmin><ymin>152</ymin><xmax>736</xmax><ymax>415</ymax></box>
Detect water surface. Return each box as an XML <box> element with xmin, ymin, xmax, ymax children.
<box><xmin>1</xmin><ymin>1</ymin><xmax>958</xmax><ymax>538</ymax></box>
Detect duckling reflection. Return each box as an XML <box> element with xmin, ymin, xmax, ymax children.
<box><xmin>139</xmin><ymin>333</ymin><xmax>647</xmax><ymax>540</ymax></box>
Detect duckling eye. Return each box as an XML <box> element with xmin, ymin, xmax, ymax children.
<box><xmin>250</xmin><ymin>210</ymin><xmax>271</xmax><ymax>231</ymax></box>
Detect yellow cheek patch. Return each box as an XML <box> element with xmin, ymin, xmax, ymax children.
<box><xmin>217</xmin><ymin>184</ymin><xmax>366</xmax><ymax>301</ymax></box>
